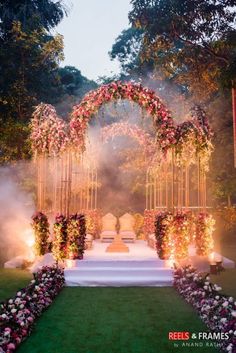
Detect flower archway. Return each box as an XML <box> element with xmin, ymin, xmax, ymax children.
<box><xmin>30</xmin><ymin>81</ymin><xmax>215</xmax><ymax>260</ymax></box>
<box><xmin>30</xmin><ymin>81</ymin><xmax>213</xmax><ymax>216</ymax></box>
<box><xmin>101</xmin><ymin>121</ymin><xmax>156</xmax><ymax>158</ymax></box>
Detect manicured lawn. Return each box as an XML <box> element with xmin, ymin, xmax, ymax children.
<box><xmin>210</xmin><ymin>269</ymin><xmax>236</xmax><ymax>298</ymax></box>
<box><xmin>17</xmin><ymin>287</ymin><xmax>219</xmax><ymax>353</ymax></box>
<box><xmin>0</xmin><ymin>269</ymin><xmax>32</xmax><ymax>301</ymax></box>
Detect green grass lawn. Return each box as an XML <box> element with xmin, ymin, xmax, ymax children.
<box><xmin>210</xmin><ymin>269</ymin><xmax>236</xmax><ymax>297</ymax></box>
<box><xmin>0</xmin><ymin>269</ymin><xmax>32</xmax><ymax>301</ymax></box>
<box><xmin>17</xmin><ymin>287</ymin><xmax>220</xmax><ymax>353</ymax></box>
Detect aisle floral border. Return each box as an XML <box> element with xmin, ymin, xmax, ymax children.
<box><xmin>0</xmin><ymin>266</ymin><xmax>64</xmax><ymax>353</ymax></box>
<box><xmin>174</xmin><ymin>266</ymin><xmax>236</xmax><ymax>353</ymax></box>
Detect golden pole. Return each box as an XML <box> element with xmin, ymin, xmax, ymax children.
<box><xmin>146</xmin><ymin>170</ymin><xmax>148</xmax><ymax>209</ymax></box>
<box><xmin>95</xmin><ymin>169</ymin><xmax>98</xmax><ymax>209</ymax></box>
<box><xmin>171</xmin><ymin>149</ymin><xmax>175</xmax><ymax>212</ymax></box>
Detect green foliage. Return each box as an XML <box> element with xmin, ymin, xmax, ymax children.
<box><xmin>0</xmin><ymin>118</ymin><xmax>32</xmax><ymax>163</ymax></box>
<box><xmin>128</xmin><ymin>0</ymin><xmax>236</xmax><ymax>95</ymax></box>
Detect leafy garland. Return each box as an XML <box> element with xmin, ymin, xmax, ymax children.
<box><xmin>52</xmin><ymin>214</ymin><xmax>68</xmax><ymax>262</ymax></box>
<box><xmin>30</xmin><ymin>103</ymin><xmax>69</xmax><ymax>156</ymax></box>
<box><xmin>67</xmin><ymin>213</ymin><xmax>86</xmax><ymax>260</ymax></box>
<box><xmin>0</xmin><ymin>266</ymin><xmax>64</xmax><ymax>353</ymax></box>
<box><xmin>155</xmin><ymin>212</ymin><xmax>174</xmax><ymax>259</ymax></box>
<box><xmin>196</xmin><ymin>212</ymin><xmax>215</xmax><ymax>256</ymax></box>
<box><xmin>31</xmin><ymin>212</ymin><xmax>50</xmax><ymax>256</ymax></box>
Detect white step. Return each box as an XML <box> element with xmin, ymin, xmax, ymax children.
<box><xmin>64</xmin><ymin>259</ymin><xmax>173</xmax><ymax>287</ymax></box>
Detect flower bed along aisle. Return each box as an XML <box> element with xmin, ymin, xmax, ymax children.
<box><xmin>174</xmin><ymin>266</ymin><xmax>236</xmax><ymax>353</ymax></box>
<box><xmin>0</xmin><ymin>266</ymin><xmax>64</xmax><ymax>353</ymax></box>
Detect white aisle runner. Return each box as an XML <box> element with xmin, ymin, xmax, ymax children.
<box><xmin>65</xmin><ymin>240</ymin><xmax>173</xmax><ymax>287</ymax></box>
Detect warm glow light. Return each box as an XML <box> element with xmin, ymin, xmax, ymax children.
<box><xmin>23</xmin><ymin>229</ymin><xmax>35</xmax><ymax>261</ymax></box>
<box><xmin>208</xmin><ymin>251</ymin><xmax>215</xmax><ymax>262</ymax></box>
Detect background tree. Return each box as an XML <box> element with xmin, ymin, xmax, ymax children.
<box><xmin>110</xmin><ymin>0</ymin><xmax>236</xmax><ymax>206</ymax></box>
<box><xmin>0</xmin><ymin>1</ymin><xmax>96</xmax><ymax>163</ymax></box>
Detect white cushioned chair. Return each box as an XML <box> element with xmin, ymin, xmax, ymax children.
<box><xmin>119</xmin><ymin>213</ymin><xmax>136</xmax><ymax>242</ymax></box>
<box><xmin>100</xmin><ymin>213</ymin><xmax>117</xmax><ymax>242</ymax></box>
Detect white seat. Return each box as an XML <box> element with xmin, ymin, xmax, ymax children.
<box><xmin>119</xmin><ymin>213</ymin><xmax>136</xmax><ymax>242</ymax></box>
<box><xmin>100</xmin><ymin>213</ymin><xmax>117</xmax><ymax>242</ymax></box>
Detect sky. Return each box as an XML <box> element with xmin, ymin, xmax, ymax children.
<box><xmin>56</xmin><ymin>0</ymin><xmax>131</xmax><ymax>81</ymax></box>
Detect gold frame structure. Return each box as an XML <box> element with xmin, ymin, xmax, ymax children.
<box><xmin>37</xmin><ymin>149</ymin><xmax>98</xmax><ymax>216</ymax></box>
<box><xmin>145</xmin><ymin>151</ymin><xmax>207</xmax><ymax>213</ymax></box>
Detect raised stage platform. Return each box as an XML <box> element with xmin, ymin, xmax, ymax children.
<box><xmin>64</xmin><ymin>240</ymin><xmax>174</xmax><ymax>287</ymax></box>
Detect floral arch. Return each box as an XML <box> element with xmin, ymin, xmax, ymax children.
<box><xmin>30</xmin><ymin>81</ymin><xmax>215</xmax><ymax>259</ymax></box>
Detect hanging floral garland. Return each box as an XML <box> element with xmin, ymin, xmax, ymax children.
<box><xmin>67</xmin><ymin>213</ymin><xmax>86</xmax><ymax>260</ymax></box>
<box><xmin>31</xmin><ymin>212</ymin><xmax>50</xmax><ymax>256</ymax></box>
<box><xmin>155</xmin><ymin>211</ymin><xmax>175</xmax><ymax>260</ymax></box>
<box><xmin>175</xmin><ymin>106</ymin><xmax>213</xmax><ymax>170</ymax></box>
<box><xmin>82</xmin><ymin>209</ymin><xmax>102</xmax><ymax>239</ymax></box>
<box><xmin>70</xmin><ymin>81</ymin><xmax>175</xmax><ymax>154</ymax></box>
<box><xmin>30</xmin><ymin>103</ymin><xmax>69</xmax><ymax>156</ymax></box>
<box><xmin>195</xmin><ymin>213</ymin><xmax>215</xmax><ymax>256</ymax></box>
<box><xmin>30</xmin><ymin>83</ymin><xmax>213</xmax><ymax>169</ymax></box>
<box><xmin>52</xmin><ymin>214</ymin><xmax>68</xmax><ymax>262</ymax></box>
<box><xmin>173</xmin><ymin>212</ymin><xmax>190</xmax><ymax>261</ymax></box>
<box><xmin>143</xmin><ymin>209</ymin><xmax>160</xmax><ymax>238</ymax></box>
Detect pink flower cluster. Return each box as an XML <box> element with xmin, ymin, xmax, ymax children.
<box><xmin>30</xmin><ymin>103</ymin><xmax>69</xmax><ymax>156</ymax></box>
<box><xmin>30</xmin><ymin>82</ymin><xmax>213</xmax><ymax>164</ymax></box>
<box><xmin>174</xmin><ymin>266</ymin><xmax>236</xmax><ymax>353</ymax></box>
<box><xmin>70</xmin><ymin>81</ymin><xmax>174</xmax><ymax>154</ymax></box>
<box><xmin>143</xmin><ymin>209</ymin><xmax>160</xmax><ymax>238</ymax></box>
<box><xmin>0</xmin><ymin>266</ymin><xmax>64</xmax><ymax>353</ymax></box>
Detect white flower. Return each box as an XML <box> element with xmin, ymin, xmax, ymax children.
<box><xmin>17</xmin><ymin>291</ymin><xmax>22</xmax><ymax>297</ymax></box>
<box><xmin>20</xmin><ymin>304</ymin><xmax>24</xmax><ymax>309</ymax></box>
<box><xmin>1</xmin><ymin>314</ymin><xmax>7</xmax><ymax>319</ymax></box>
<box><xmin>226</xmin><ymin>343</ymin><xmax>233</xmax><ymax>351</ymax></box>
<box><xmin>215</xmin><ymin>295</ymin><xmax>220</xmax><ymax>300</ymax></box>
<box><xmin>204</xmin><ymin>285</ymin><xmax>208</xmax><ymax>290</ymax></box>
<box><xmin>222</xmin><ymin>301</ymin><xmax>229</xmax><ymax>307</ymax></box>
<box><xmin>229</xmin><ymin>297</ymin><xmax>234</xmax><ymax>302</ymax></box>
<box><xmin>231</xmin><ymin>311</ymin><xmax>236</xmax><ymax>317</ymax></box>
<box><xmin>220</xmin><ymin>318</ymin><xmax>227</xmax><ymax>323</ymax></box>
<box><xmin>8</xmin><ymin>299</ymin><xmax>13</xmax><ymax>304</ymax></box>
<box><xmin>11</xmin><ymin>308</ymin><xmax>17</xmax><ymax>314</ymax></box>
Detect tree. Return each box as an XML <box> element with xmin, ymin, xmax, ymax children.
<box><xmin>128</xmin><ymin>0</ymin><xmax>236</xmax><ymax>99</ymax></box>
<box><xmin>0</xmin><ymin>1</ymin><xmax>67</xmax><ymax>163</ymax></box>
<box><xmin>0</xmin><ymin>21</ymin><xmax>64</xmax><ymax>121</ymax></box>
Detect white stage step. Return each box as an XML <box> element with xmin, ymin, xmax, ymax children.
<box><xmin>65</xmin><ymin>260</ymin><xmax>173</xmax><ymax>287</ymax></box>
